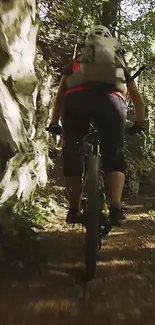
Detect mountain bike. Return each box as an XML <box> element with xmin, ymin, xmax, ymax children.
<box><xmin>46</xmin><ymin>124</ymin><xmax>112</xmax><ymax>281</ymax></box>
<box><xmin>46</xmin><ymin>64</ymin><xmax>146</xmax><ymax>281</ymax></box>
<box><xmin>46</xmin><ymin>119</ymin><xmax>145</xmax><ymax>281</ymax></box>
<box><xmin>76</xmin><ymin>125</ymin><xmax>111</xmax><ymax>281</ymax></box>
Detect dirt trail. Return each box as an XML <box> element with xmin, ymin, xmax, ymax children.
<box><xmin>1</xmin><ymin>197</ymin><xmax>155</xmax><ymax>325</ymax></box>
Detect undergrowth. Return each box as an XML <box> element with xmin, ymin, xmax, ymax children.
<box><xmin>0</xmin><ymin>182</ymin><xmax>60</xmax><ymax>241</ymax></box>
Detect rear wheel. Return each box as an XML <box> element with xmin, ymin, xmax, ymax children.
<box><xmin>85</xmin><ymin>153</ymin><xmax>100</xmax><ymax>281</ymax></box>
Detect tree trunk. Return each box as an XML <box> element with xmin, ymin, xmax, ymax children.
<box><xmin>98</xmin><ymin>0</ymin><xmax>121</xmax><ymax>34</ymax></box>
<box><xmin>0</xmin><ymin>1</ymin><xmax>51</xmax><ymax>206</ymax></box>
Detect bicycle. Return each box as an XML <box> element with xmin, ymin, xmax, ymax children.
<box><xmin>46</xmin><ymin>65</ymin><xmax>146</xmax><ymax>281</ymax></box>
<box><xmin>46</xmin><ymin>120</ymin><xmax>146</xmax><ymax>282</ymax></box>
<box><xmin>46</xmin><ymin>124</ymin><xmax>112</xmax><ymax>281</ymax></box>
<box><xmin>78</xmin><ymin>125</ymin><xmax>112</xmax><ymax>281</ymax></box>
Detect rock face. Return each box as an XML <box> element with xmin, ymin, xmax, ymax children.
<box><xmin>0</xmin><ymin>0</ymin><xmax>51</xmax><ymax>204</ymax></box>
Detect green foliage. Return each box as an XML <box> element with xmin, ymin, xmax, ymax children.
<box><xmin>149</xmin><ymin>209</ymin><xmax>155</xmax><ymax>219</ymax></box>
<box><xmin>120</xmin><ymin>0</ymin><xmax>155</xmax><ymax>109</ymax></box>
<box><xmin>2</xmin><ymin>0</ymin><xmax>155</xmax><ymax>240</ymax></box>
<box><xmin>36</xmin><ymin>0</ymin><xmax>155</xmax><ymax>197</ymax></box>
<box><xmin>37</xmin><ymin>0</ymin><xmax>119</xmax><ymax>80</ymax></box>
<box><xmin>0</xmin><ymin>185</ymin><xmax>58</xmax><ymax>238</ymax></box>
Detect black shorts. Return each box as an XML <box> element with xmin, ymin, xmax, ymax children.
<box><xmin>62</xmin><ymin>88</ymin><xmax>127</xmax><ymax>177</ymax></box>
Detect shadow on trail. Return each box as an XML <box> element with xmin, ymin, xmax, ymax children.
<box><xmin>0</xmin><ymin>216</ymin><xmax>155</xmax><ymax>325</ymax></box>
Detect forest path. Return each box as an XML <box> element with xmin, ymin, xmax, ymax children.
<box><xmin>1</xmin><ymin>196</ymin><xmax>155</xmax><ymax>325</ymax></box>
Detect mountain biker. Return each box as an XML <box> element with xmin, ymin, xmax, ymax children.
<box><xmin>48</xmin><ymin>25</ymin><xmax>145</xmax><ymax>226</ymax></box>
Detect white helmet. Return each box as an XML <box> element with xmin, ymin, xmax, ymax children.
<box><xmin>86</xmin><ymin>25</ymin><xmax>112</xmax><ymax>40</ymax></box>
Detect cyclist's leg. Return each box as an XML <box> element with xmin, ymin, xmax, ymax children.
<box><xmin>62</xmin><ymin>90</ymin><xmax>91</xmax><ymax>222</ymax></box>
<box><xmin>93</xmin><ymin>92</ymin><xmax>127</xmax><ymax>225</ymax></box>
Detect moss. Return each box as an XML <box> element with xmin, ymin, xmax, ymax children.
<box><xmin>13</xmin><ymin>75</ymin><xmax>38</xmax><ymax>95</ymax></box>
<box><xmin>0</xmin><ymin>186</ymin><xmax>58</xmax><ymax>238</ymax></box>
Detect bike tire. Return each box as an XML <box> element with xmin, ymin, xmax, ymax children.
<box><xmin>85</xmin><ymin>152</ymin><xmax>100</xmax><ymax>281</ymax></box>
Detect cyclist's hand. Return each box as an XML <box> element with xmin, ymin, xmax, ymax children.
<box><xmin>126</xmin><ymin>121</ymin><xmax>145</xmax><ymax>136</ymax></box>
<box><xmin>46</xmin><ymin>123</ymin><xmax>62</xmax><ymax>135</ymax></box>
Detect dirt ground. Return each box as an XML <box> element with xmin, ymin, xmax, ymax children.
<box><xmin>1</xmin><ymin>196</ymin><xmax>155</xmax><ymax>325</ymax></box>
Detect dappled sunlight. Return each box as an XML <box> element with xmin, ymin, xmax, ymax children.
<box><xmin>126</xmin><ymin>205</ymin><xmax>144</xmax><ymax>210</ymax></box>
<box><xmin>98</xmin><ymin>259</ymin><xmax>134</xmax><ymax>267</ymax></box>
<box><xmin>125</xmin><ymin>202</ymin><xmax>150</xmax><ymax>216</ymax></box>
<box><xmin>109</xmin><ymin>229</ymin><xmax>133</xmax><ymax>236</ymax></box>
<box><xmin>1</xmin><ymin>207</ymin><xmax>155</xmax><ymax>325</ymax></box>
<box><xmin>140</xmin><ymin>239</ymin><xmax>155</xmax><ymax>249</ymax></box>
<box><xmin>1</xmin><ymin>191</ymin><xmax>155</xmax><ymax>325</ymax></box>
<box><xmin>47</xmin><ymin>262</ymin><xmax>83</xmax><ymax>270</ymax></box>
<box><xmin>26</xmin><ymin>298</ymin><xmax>78</xmax><ymax>315</ymax></box>
<box><xmin>127</xmin><ymin>213</ymin><xmax>149</xmax><ymax>219</ymax></box>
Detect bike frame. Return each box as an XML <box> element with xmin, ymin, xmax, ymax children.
<box><xmin>77</xmin><ymin>126</ymin><xmax>109</xmax><ymax>220</ymax></box>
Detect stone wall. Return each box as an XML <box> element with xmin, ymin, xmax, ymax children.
<box><xmin>0</xmin><ymin>0</ymin><xmax>51</xmax><ymax>204</ymax></box>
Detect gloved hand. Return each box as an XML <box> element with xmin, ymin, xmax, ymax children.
<box><xmin>126</xmin><ymin>121</ymin><xmax>145</xmax><ymax>136</ymax></box>
<box><xmin>46</xmin><ymin>123</ymin><xmax>62</xmax><ymax>135</ymax></box>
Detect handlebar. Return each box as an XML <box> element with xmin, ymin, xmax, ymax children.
<box><xmin>46</xmin><ymin>124</ymin><xmax>144</xmax><ymax>137</ymax></box>
<box><xmin>129</xmin><ymin>64</ymin><xmax>147</xmax><ymax>81</ymax></box>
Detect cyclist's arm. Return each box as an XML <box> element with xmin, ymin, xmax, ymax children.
<box><xmin>50</xmin><ymin>61</ymin><xmax>73</xmax><ymax>124</ymax></box>
<box><xmin>127</xmin><ymin>80</ymin><xmax>145</xmax><ymax>122</ymax></box>
<box><xmin>121</xmin><ymin>51</ymin><xmax>145</xmax><ymax>123</ymax></box>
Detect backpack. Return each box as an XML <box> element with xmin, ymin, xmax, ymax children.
<box><xmin>66</xmin><ymin>34</ymin><xmax>128</xmax><ymax>94</ymax></box>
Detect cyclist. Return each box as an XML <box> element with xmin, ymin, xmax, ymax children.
<box><xmin>48</xmin><ymin>25</ymin><xmax>145</xmax><ymax>226</ymax></box>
